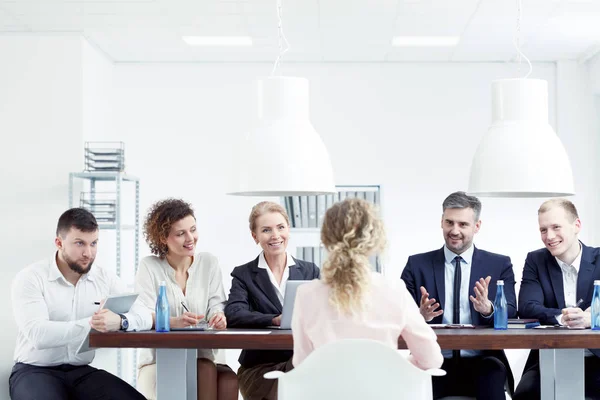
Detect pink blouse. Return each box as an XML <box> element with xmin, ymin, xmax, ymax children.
<box><xmin>291</xmin><ymin>272</ymin><xmax>443</xmax><ymax>370</ymax></box>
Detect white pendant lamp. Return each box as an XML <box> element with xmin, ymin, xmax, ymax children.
<box><xmin>468</xmin><ymin>0</ymin><xmax>574</xmax><ymax>198</ymax></box>
<box><xmin>228</xmin><ymin>1</ymin><xmax>335</xmax><ymax>196</ymax></box>
<box><xmin>468</xmin><ymin>79</ymin><xmax>574</xmax><ymax>197</ymax></box>
<box><xmin>228</xmin><ymin>76</ymin><xmax>335</xmax><ymax>196</ymax></box>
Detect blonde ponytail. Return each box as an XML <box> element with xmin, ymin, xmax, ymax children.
<box><xmin>320</xmin><ymin>198</ymin><xmax>386</xmax><ymax>315</ymax></box>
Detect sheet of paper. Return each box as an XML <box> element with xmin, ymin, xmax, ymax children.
<box><xmin>215</xmin><ymin>331</ymin><xmax>272</xmax><ymax>335</ymax></box>
<box><xmin>533</xmin><ymin>325</ymin><xmax>585</xmax><ymax>329</ymax></box>
<box><xmin>430</xmin><ymin>324</ymin><xmax>475</xmax><ymax>329</ymax></box>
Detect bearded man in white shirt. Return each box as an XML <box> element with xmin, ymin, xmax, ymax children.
<box><xmin>9</xmin><ymin>208</ymin><xmax>152</xmax><ymax>400</ymax></box>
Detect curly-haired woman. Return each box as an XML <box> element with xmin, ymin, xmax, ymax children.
<box><xmin>134</xmin><ymin>198</ymin><xmax>238</xmax><ymax>400</ymax></box>
<box><xmin>291</xmin><ymin>198</ymin><xmax>443</xmax><ymax>370</ymax></box>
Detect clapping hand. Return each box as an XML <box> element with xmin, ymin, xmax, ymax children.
<box><xmin>469</xmin><ymin>276</ymin><xmax>493</xmax><ymax>316</ymax></box>
<box><xmin>419</xmin><ymin>286</ymin><xmax>443</xmax><ymax>322</ymax></box>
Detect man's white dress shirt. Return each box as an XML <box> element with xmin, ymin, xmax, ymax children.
<box><xmin>11</xmin><ymin>252</ymin><xmax>152</xmax><ymax>367</ymax></box>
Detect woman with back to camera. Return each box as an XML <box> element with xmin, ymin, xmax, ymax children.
<box><xmin>225</xmin><ymin>201</ymin><xmax>320</xmax><ymax>400</ymax></box>
<box><xmin>135</xmin><ymin>198</ymin><xmax>238</xmax><ymax>400</ymax></box>
<box><xmin>291</xmin><ymin>198</ymin><xmax>444</xmax><ymax>370</ymax></box>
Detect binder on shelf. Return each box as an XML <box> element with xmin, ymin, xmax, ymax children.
<box><xmin>326</xmin><ymin>194</ymin><xmax>335</xmax><ymax>210</ymax></box>
<box><xmin>283</xmin><ymin>197</ymin><xmax>292</xmax><ymax>224</ymax></box>
<box><xmin>313</xmin><ymin>245</ymin><xmax>322</xmax><ymax>267</ymax></box>
<box><xmin>308</xmin><ymin>196</ymin><xmax>317</xmax><ymax>228</ymax></box>
<box><xmin>374</xmin><ymin>190</ymin><xmax>380</xmax><ymax>205</ymax></box>
<box><xmin>304</xmin><ymin>247</ymin><xmax>313</xmax><ymax>263</ymax></box>
<box><xmin>292</xmin><ymin>197</ymin><xmax>302</xmax><ymax>228</ymax></box>
<box><xmin>365</xmin><ymin>191</ymin><xmax>376</xmax><ymax>204</ymax></box>
<box><xmin>300</xmin><ymin>196</ymin><xmax>309</xmax><ymax>228</ymax></box>
<box><xmin>316</xmin><ymin>195</ymin><xmax>326</xmax><ymax>227</ymax></box>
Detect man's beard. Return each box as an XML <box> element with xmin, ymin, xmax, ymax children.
<box><xmin>63</xmin><ymin>251</ymin><xmax>95</xmax><ymax>275</ymax></box>
<box><xmin>445</xmin><ymin>234</ymin><xmax>470</xmax><ymax>255</ymax></box>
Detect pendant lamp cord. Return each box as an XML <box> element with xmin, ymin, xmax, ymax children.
<box><xmin>514</xmin><ymin>0</ymin><xmax>532</xmax><ymax>78</ymax></box>
<box><xmin>271</xmin><ymin>0</ymin><xmax>291</xmax><ymax>76</ymax></box>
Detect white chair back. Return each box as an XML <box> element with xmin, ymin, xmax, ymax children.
<box><xmin>264</xmin><ymin>339</ymin><xmax>444</xmax><ymax>400</ymax></box>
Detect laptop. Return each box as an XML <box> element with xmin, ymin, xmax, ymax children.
<box><xmin>268</xmin><ymin>280</ymin><xmax>309</xmax><ymax>330</ymax></box>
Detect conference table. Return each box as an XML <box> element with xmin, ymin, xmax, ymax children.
<box><xmin>90</xmin><ymin>327</ymin><xmax>600</xmax><ymax>400</ymax></box>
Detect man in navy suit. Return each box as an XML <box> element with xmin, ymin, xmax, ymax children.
<box><xmin>401</xmin><ymin>191</ymin><xmax>516</xmax><ymax>400</ymax></box>
<box><xmin>514</xmin><ymin>199</ymin><xmax>600</xmax><ymax>400</ymax></box>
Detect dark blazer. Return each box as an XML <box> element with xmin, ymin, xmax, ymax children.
<box><xmin>518</xmin><ymin>242</ymin><xmax>600</xmax><ymax>371</ymax></box>
<box><xmin>400</xmin><ymin>246</ymin><xmax>517</xmax><ymax>393</ymax></box>
<box><xmin>225</xmin><ymin>256</ymin><xmax>320</xmax><ymax>368</ymax></box>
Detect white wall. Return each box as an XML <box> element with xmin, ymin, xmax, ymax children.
<box><xmin>82</xmin><ymin>37</ymin><xmax>114</xmax><ymax>143</ymax></box>
<box><xmin>0</xmin><ymin>35</ymin><xmax>84</xmax><ymax>399</ymax></box>
<box><xmin>96</xmin><ymin>60</ymin><xmax>600</xmax><ymax>381</ymax></box>
<box><xmin>103</xmin><ymin>62</ymin><xmax>570</xmax><ymax>284</ymax></box>
<box><xmin>556</xmin><ymin>60</ymin><xmax>600</xmax><ymax>246</ymax></box>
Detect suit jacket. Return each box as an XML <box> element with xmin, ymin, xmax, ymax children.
<box><xmin>225</xmin><ymin>256</ymin><xmax>320</xmax><ymax>368</ymax></box>
<box><xmin>518</xmin><ymin>242</ymin><xmax>600</xmax><ymax>371</ymax></box>
<box><xmin>400</xmin><ymin>246</ymin><xmax>517</xmax><ymax>393</ymax></box>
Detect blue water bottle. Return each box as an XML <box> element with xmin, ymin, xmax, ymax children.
<box><xmin>494</xmin><ymin>280</ymin><xmax>508</xmax><ymax>330</ymax></box>
<box><xmin>155</xmin><ymin>281</ymin><xmax>170</xmax><ymax>332</ymax></box>
<box><xmin>592</xmin><ymin>280</ymin><xmax>600</xmax><ymax>330</ymax></box>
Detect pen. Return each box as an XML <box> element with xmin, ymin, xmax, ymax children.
<box><xmin>574</xmin><ymin>298</ymin><xmax>584</xmax><ymax>308</ymax></box>
<box><xmin>181</xmin><ymin>302</ymin><xmax>190</xmax><ymax>313</ymax></box>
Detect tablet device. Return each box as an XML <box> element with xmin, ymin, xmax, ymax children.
<box><xmin>76</xmin><ymin>293</ymin><xmax>139</xmax><ymax>354</ymax></box>
<box><xmin>101</xmin><ymin>293</ymin><xmax>139</xmax><ymax>314</ymax></box>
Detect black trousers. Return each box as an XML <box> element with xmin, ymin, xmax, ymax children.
<box><xmin>514</xmin><ymin>354</ymin><xmax>600</xmax><ymax>400</ymax></box>
<box><xmin>9</xmin><ymin>363</ymin><xmax>145</xmax><ymax>400</ymax></box>
<box><xmin>433</xmin><ymin>356</ymin><xmax>508</xmax><ymax>400</ymax></box>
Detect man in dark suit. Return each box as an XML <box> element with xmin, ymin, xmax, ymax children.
<box><xmin>514</xmin><ymin>198</ymin><xmax>600</xmax><ymax>400</ymax></box>
<box><xmin>401</xmin><ymin>191</ymin><xmax>516</xmax><ymax>400</ymax></box>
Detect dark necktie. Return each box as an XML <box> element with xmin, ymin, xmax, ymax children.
<box><xmin>453</xmin><ymin>256</ymin><xmax>462</xmax><ymax>359</ymax></box>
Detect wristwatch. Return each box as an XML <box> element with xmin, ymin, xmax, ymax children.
<box><xmin>118</xmin><ymin>314</ymin><xmax>129</xmax><ymax>331</ymax></box>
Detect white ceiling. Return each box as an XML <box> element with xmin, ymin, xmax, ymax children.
<box><xmin>1</xmin><ymin>0</ymin><xmax>600</xmax><ymax>63</ymax></box>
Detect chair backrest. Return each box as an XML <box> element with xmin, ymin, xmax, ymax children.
<box><xmin>277</xmin><ymin>339</ymin><xmax>436</xmax><ymax>400</ymax></box>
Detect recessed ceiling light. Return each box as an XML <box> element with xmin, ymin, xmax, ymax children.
<box><xmin>392</xmin><ymin>36</ymin><xmax>460</xmax><ymax>47</ymax></box>
<box><xmin>182</xmin><ymin>36</ymin><xmax>253</xmax><ymax>46</ymax></box>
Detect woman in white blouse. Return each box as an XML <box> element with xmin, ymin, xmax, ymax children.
<box><xmin>135</xmin><ymin>199</ymin><xmax>238</xmax><ymax>400</ymax></box>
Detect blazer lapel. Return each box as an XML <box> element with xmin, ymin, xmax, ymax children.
<box><xmin>433</xmin><ymin>248</ymin><xmax>446</xmax><ymax>313</ymax></box>
<box><xmin>288</xmin><ymin>261</ymin><xmax>303</xmax><ymax>280</ymax></box>
<box><xmin>250</xmin><ymin>259</ymin><xmax>283</xmax><ymax>313</ymax></box>
<box><xmin>469</xmin><ymin>247</ymin><xmax>481</xmax><ymax>322</ymax></box>
<box><xmin>577</xmin><ymin>243</ymin><xmax>597</xmax><ymax>308</ymax></box>
<box><xmin>547</xmin><ymin>252</ymin><xmax>566</xmax><ymax>309</ymax></box>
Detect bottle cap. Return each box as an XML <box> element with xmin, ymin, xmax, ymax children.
<box><xmin>159</xmin><ymin>280</ymin><xmax>167</xmax><ymax>286</ymax></box>
<box><xmin>595</xmin><ymin>280</ymin><xmax>600</xmax><ymax>285</ymax></box>
<box><xmin>497</xmin><ymin>280</ymin><xmax>504</xmax><ymax>285</ymax></box>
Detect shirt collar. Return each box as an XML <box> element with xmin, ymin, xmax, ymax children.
<box><xmin>444</xmin><ymin>244</ymin><xmax>474</xmax><ymax>265</ymax></box>
<box><xmin>48</xmin><ymin>251</ymin><xmax>63</xmax><ymax>281</ymax></box>
<box><xmin>257</xmin><ymin>252</ymin><xmax>295</xmax><ymax>270</ymax></box>
<box><xmin>48</xmin><ymin>251</ymin><xmax>96</xmax><ymax>282</ymax></box>
<box><xmin>556</xmin><ymin>243</ymin><xmax>583</xmax><ymax>273</ymax></box>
